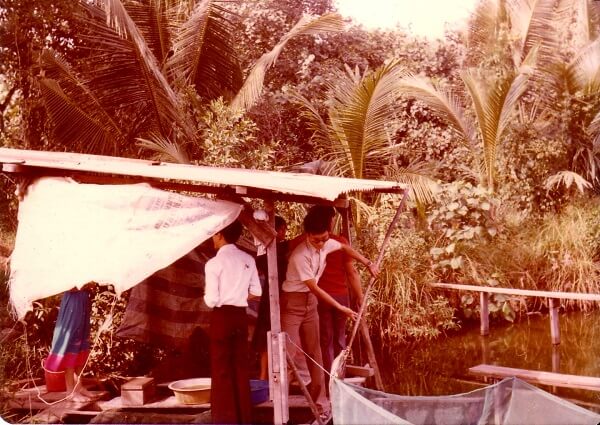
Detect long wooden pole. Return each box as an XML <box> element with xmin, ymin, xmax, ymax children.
<box><xmin>286</xmin><ymin>352</ymin><xmax>323</xmax><ymax>425</ymax></box>
<box><xmin>341</xmin><ymin>189</ymin><xmax>409</xmax><ymax>385</ymax></box>
<box><xmin>340</xmin><ymin>206</ymin><xmax>384</xmax><ymax>390</ymax></box>
<box><xmin>264</xmin><ymin>200</ymin><xmax>288</xmax><ymax>425</ymax></box>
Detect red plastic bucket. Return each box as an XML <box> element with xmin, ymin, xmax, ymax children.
<box><xmin>42</xmin><ymin>359</ymin><xmax>66</xmax><ymax>392</ymax></box>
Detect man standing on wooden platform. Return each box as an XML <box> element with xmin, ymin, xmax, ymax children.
<box><xmin>204</xmin><ymin>220</ymin><xmax>262</xmax><ymax>424</ymax></box>
<box><xmin>310</xmin><ymin>206</ymin><xmax>363</xmax><ymax>388</ymax></box>
<box><xmin>281</xmin><ymin>210</ymin><xmax>378</xmax><ymax>419</ymax></box>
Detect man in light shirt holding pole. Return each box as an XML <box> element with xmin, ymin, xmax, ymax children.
<box><xmin>281</xmin><ymin>209</ymin><xmax>379</xmax><ymax>419</ymax></box>
<box><xmin>204</xmin><ymin>220</ymin><xmax>262</xmax><ymax>424</ymax></box>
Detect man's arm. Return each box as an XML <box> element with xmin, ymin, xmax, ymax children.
<box><xmin>339</xmin><ymin>244</ymin><xmax>379</xmax><ymax>278</ymax></box>
<box><xmin>304</xmin><ymin>278</ymin><xmax>357</xmax><ymax>319</ymax></box>
<box><xmin>203</xmin><ymin>261</ymin><xmax>219</xmax><ymax>308</ymax></box>
<box><xmin>344</xmin><ymin>259</ymin><xmax>364</xmax><ymax>308</ymax></box>
<box><xmin>248</xmin><ymin>260</ymin><xmax>262</xmax><ymax>300</ymax></box>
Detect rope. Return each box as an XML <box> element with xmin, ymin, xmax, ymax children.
<box><xmin>285</xmin><ymin>334</ymin><xmax>331</xmax><ymax>377</ymax></box>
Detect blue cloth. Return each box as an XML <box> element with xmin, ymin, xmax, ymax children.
<box><xmin>45</xmin><ymin>290</ymin><xmax>91</xmax><ymax>371</ymax></box>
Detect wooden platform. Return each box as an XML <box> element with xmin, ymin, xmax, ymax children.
<box><xmin>8</xmin><ymin>385</ymin><xmax>111</xmax><ymax>423</ymax></box>
<box><xmin>468</xmin><ymin>364</ymin><xmax>600</xmax><ymax>392</ymax></box>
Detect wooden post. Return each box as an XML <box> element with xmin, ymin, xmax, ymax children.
<box><xmin>480</xmin><ymin>292</ymin><xmax>489</xmax><ymax>336</ymax></box>
<box><xmin>549</xmin><ymin>298</ymin><xmax>560</xmax><ymax>345</ymax></box>
<box><xmin>286</xmin><ymin>352</ymin><xmax>323</xmax><ymax>425</ymax></box>
<box><xmin>480</xmin><ymin>335</ymin><xmax>490</xmax><ymax>367</ymax></box>
<box><xmin>551</xmin><ymin>345</ymin><xmax>560</xmax><ymax>393</ymax></box>
<box><xmin>341</xmin><ymin>205</ymin><xmax>384</xmax><ymax>391</ymax></box>
<box><xmin>359</xmin><ymin>323</ymin><xmax>385</xmax><ymax>391</ymax></box>
<box><xmin>264</xmin><ymin>201</ymin><xmax>288</xmax><ymax>425</ymax></box>
<box><xmin>551</xmin><ymin>345</ymin><xmax>560</xmax><ymax>373</ymax></box>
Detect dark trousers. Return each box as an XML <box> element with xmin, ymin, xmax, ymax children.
<box><xmin>210</xmin><ymin>306</ymin><xmax>251</xmax><ymax>424</ymax></box>
<box><xmin>318</xmin><ymin>293</ymin><xmax>349</xmax><ymax>383</ymax></box>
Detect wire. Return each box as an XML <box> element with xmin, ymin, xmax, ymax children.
<box><xmin>20</xmin><ymin>289</ymin><xmax>119</xmax><ymax>411</ymax></box>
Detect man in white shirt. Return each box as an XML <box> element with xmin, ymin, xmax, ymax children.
<box><xmin>204</xmin><ymin>220</ymin><xmax>262</xmax><ymax>424</ymax></box>
<box><xmin>281</xmin><ymin>210</ymin><xmax>379</xmax><ymax>418</ymax></box>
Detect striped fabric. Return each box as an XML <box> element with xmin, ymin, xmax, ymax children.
<box><xmin>116</xmin><ymin>248</ymin><xmax>212</xmax><ymax>347</ymax></box>
<box><xmin>45</xmin><ymin>290</ymin><xmax>91</xmax><ymax>371</ymax></box>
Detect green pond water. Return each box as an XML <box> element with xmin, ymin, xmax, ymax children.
<box><xmin>380</xmin><ymin>311</ymin><xmax>600</xmax><ymax>409</ymax></box>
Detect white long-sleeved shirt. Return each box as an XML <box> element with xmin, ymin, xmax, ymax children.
<box><xmin>204</xmin><ymin>243</ymin><xmax>262</xmax><ymax>308</ymax></box>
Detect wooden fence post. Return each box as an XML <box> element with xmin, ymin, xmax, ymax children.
<box><xmin>549</xmin><ymin>298</ymin><xmax>560</xmax><ymax>345</ymax></box>
<box><xmin>480</xmin><ymin>292</ymin><xmax>489</xmax><ymax>336</ymax></box>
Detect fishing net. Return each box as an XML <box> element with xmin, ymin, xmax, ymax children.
<box><xmin>330</xmin><ymin>375</ymin><xmax>600</xmax><ymax>425</ymax></box>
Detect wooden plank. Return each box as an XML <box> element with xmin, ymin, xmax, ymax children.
<box><xmin>30</xmin><ymin>397</ymin><xmax>104</xmax><ymax>423</ymax></box>
<box><xmin>345</xmin><ymin>365</ymin><xmax>375</xmax><ymax>378</ymax></box>
<box><xmin>468</xmin><ymin>364</ymin><xmax>600</xmax><ymax>392</ymax></box>
<box><xmin>429</xmin><ymin>282</ymin><xmax>600</xmax><ymax>301</ymax></box>
<box><xmin>9</xmin><ymin>389</ymin><xmax>109</xmax><ymax>410</ymax></box>
<box><xmin>98</xmin><ymin>395</ymin><xmax>209</xmax><ymax>411</ymax></box>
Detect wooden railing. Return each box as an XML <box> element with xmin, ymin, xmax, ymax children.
<box><xmin>428</xmin><ymin>282</ymin><xmax>600</xmax><ymax>345</ymax></box>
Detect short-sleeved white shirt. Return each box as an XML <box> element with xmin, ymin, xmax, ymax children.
<box><xmin>204</xmin><ymin>243</ymin><xmax>262</xmax><ymax>308</ymax></box>
<box><xmin>282</xmin><ymin>238</ymin><xmax>342</xmax><ymax>293</ymax></box>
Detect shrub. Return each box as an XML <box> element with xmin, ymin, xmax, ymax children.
<box><xmin>356</xmin><ymin>198</ymin><xmax>458</xmax><ymax>348</ymax></box>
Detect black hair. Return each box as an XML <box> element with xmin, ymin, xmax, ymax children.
<box><xmin>275</xmin><ymin>215</ymin><xmax>287</xmax><ymax>230</ymax></box>
<box><xmin>220</xmin><ymin>220</ymin><xmax>243</xmax><ymax>244</ymax></box>
<box><xmin>307</xmin><ymin>205</ymin><xmax>336</xmax><ymax>221</ymax></box>
<box><xmin>303</xmin><ymin>210</ymin><xmax>329</xmax><ymax>235</ymax></box>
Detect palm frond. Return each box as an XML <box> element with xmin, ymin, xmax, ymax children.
<box><xmin>137</xmin><ymin>134</ymin><xmax>190</xmax><ymax>164</ymax></box>
<box><xmin>385</xmin><ymin>162</ymin><xmax>439</xmax><ymax>205</ymax></box>
<box><xmin>287</xmin><ymin>89</ymin><xmax>332</xmax><ymax>149</ymax></box>
<box><xmin>398</xmin><ymin>75</ymin><xmax>478</xmax><ymax>150</ymax></box>
<box><xmin>327</xmin><ymin>61</ymin><xmax>407</xmax><ymax>179</ymax></box>
<box><xmin>466</xmin><ymin>0</ymin><xmax>502</xmax><ymax>61</ymax></box>
<box><xmin>92</xmin><ymin>0</ymin><xmax>195</xmax><ymax>141</ymax></box>
<box><xmin>125</xmin><ymin>0</ymin><xmax>172</xmax><ymax>67</ymax></box>
<box><xmin>566</xmin><ymin>37</ymin><xmax>600</xmax><ymax>95</ymax></box>
<box><xmin>544</xmin><ymin>170</ymin><xmax>592</xmax><ymax>193</ymax></box>
<box><xmin>39</xmin><ymin>79</ymin><xmax>121</xmax><ymax>154</ymax></box>
<box><xmin>231</xmin><ymin>13</ymin><xmax>344</xmax><ymax>111</ymax></box>
<box><xmin>166</xmin><ymin>0</ymin><xmax>243</xmax><ymax>99</ymax></box>
<box><xmin>462</xmin><ymin>68</ymin><xmax>531</xmax><ymax>190</ymax></box>
<box><xmin>506</xmin><ymin>0</ymin><xmax>565</xmax><ymax>93</ymax></box>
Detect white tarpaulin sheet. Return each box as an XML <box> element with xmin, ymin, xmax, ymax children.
<box><xmin>9</xmin><ymin>177</ymin><xmax>242</xmax><ymax>318</ymax></box>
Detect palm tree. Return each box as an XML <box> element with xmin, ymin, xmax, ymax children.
<box><xmin>397</xmin><ymin>58</ymin><xmax>534</xmax><ymax>192</ymax></box>
<box><xmin>38</xmin><ymin>0</ymin><xmax>343</xmax><ymax>162</ymax></box>
<box><xmin>289</xmin><ymin>61</ymin><xmax>439</xmax><ymax>208</ymax></box>
<box><xmin>467</xmin><ymin>0</ymin><xmax>600</xmax><ymax>189</ymax></box>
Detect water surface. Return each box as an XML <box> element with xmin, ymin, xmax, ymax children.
<box><xmin>381</xmin><ymin>311</ymin><xmax>600</xmax><ymax>408</ymax></box>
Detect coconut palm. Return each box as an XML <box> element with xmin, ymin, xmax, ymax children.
<box><xmin>38</xmin><ymin>0</ymin><xmax>343</xmax><ymax>162</ymax></box>
<box><xmin>398</xmin><ymin>53</ymin><xmax>534</xmax><ymax>193</ymax></box>
<box><xmin>289</xmin><ymin>61</ymin><xmax>439</xmax><ymax>208</ymax></box>
<box><xmin>467</xmin><ymin>0</ymin><xmax>600</xmax><ymax>189</ymax></box>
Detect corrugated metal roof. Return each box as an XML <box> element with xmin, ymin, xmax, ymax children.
<box><xmin>0</xmin><ymin>148</ymin><xmax>406</xmax><ymax>201</ymax></box>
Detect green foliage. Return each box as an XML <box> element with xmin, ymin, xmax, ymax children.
<box><xmin>529</xmin><ymin>201</ymin><xmax>600</xmax><ymax>305</ymax></box>
<box><xmin>197</xmin><ymin>98</ymin><xmax>278</xmax><ymax>169</ymax></box>
<box><xmin>427</xmin><ymin>181</ymin><xmax>499</xmax><ymax>279</ymax></box>
<box><xmin>355</xmin><ymin>200</ymin><xmax>458</xmax><ymax>346</ymax></box>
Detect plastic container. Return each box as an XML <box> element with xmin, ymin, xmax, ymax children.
<box><xmin>250</xmin><ymin>379</ymin><xmax>269</xmax><ymax>405</ymax></box>
<box><xmin>42</xmin><ymin>359</ymin><xmax>66</xmax><ymax>392</ymax></box>
<box><xmin>168</xmin><ymin>378</ymin><xmax>211</xmax><ymax>405</ymax></box>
